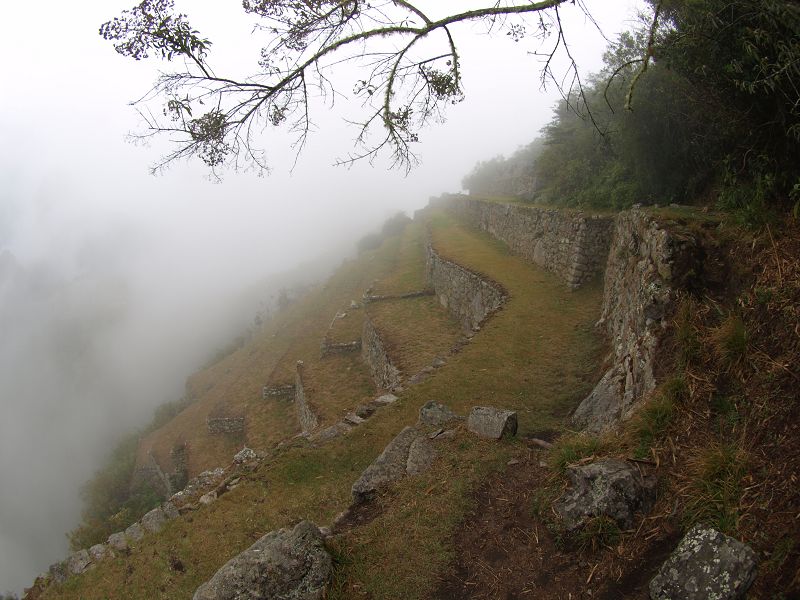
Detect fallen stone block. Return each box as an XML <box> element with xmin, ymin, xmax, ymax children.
<box><xmin>554</xmin><ymin>458</ymin><xmax>656</xmax><ymax>531</ymax></box>
<box><xmin>418</xmin><ymin>401</ymin><xmax>460</xmax><ymax>427</ymax></box>
<box><xmin>193</xmin><ymin>521</ymin><xmax>331</xmax><ymax>600</ymax></box>
<box><xmin>467</xmin><ymin>406</ymin><xmax>518</xmax><ymax>439</ymax></box>
<box><xmin>649</xmin><ymin>525</ymin><xmax>757</xmax><ymax>600</ymax></box>
<box><xmin>406</xmin><ymin>436</ymin><xmax>437</xmax><ymax>476</ymax></box>
<box><xmin>351</xmin><ymin>426</ymin><xmax>419</xmax><ymax>503</ymax></box>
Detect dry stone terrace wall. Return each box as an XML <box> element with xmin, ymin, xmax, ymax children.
<box><xmin>425</xmin><ymin>243</ymin><xmax>507</xmax><ymax>332</ymax></box>
<box><xmin>573</xmin><ymin>209</ymin><xmax>703</xmax><ymax>432</ymax></box>
<box><xmin>294</xmin><ymin>361</ymin><xmax>319</xmax><ymax>434</ymax></box>
<box><xmin>432</xmin><ymin>194</ymin><xmax>614</xmax><ymax>289</ymax></box>
<box><xmin>361</xmin><ymin>315</ymin><xmax>402</xmax><ymax>390</ymax></box>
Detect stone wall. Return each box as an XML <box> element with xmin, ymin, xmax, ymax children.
<box><xmin>294</xmin><ymin>361</ymin><xmax>319</xmax><ymax>434</ymax></box>
<box><xmin>361</xmin><ymin>315</ymin><xmax>402</xmax><ymax>391</ymax></box>
<box><xmin>425</xmin><ymin>243</ymin><xmax>507</xmax><ymax>332</ymax></box>
<box><xmin>572</xmin><ymin>209</ymin><xmax>702</xmax><ymax>432</ymax></box>
<box><xmin>130</xmin><ymin>451</ymin><xmax>172</xmax><ymax>497</ymax></box>
<box><xmin>262</xmin><ymin>384</ymin><xmax>295</xmax><ymax>400</ymax></box>
<box><xmin>433</xmin><ymin>194</ymin><xmax>614</xmax><ymax>289</ymax></box>
<box><xmin>320</xmin><ymin>339</ymin><xmax>362</xmax><ymax>357</ymax></box>
<box><xmin>206</xmin><ymin>416</ymin><xmax>246</xmax><ymax>435</ymax></box>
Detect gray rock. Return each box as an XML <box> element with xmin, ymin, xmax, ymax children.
<box><xmin>418</xmin><ymin>401</ymin><xmax>459</xmax><ymax>427</ymax></box>
<box><xmin>374</xmin><ymin>394</ymin><xmax>398</xmax><ymax>405</ymax></box>
<box><xmin>355</xmin><ymin>403</ymin><xmax>376</xmax><ymax>419</ymax></box>
<box><xmin>141</xmin><ymin>506</ymin><xmax>170</xmax><ymax>534</ymax></box>
<box><xmin>467</xmin><ymin>406</ymin><xmax>518</xmax><ymax>439</ymax></box>
<box><xmin>406</xmin><ymin>436</ymin><xmax>437</xmax><ymax>476</ymax></box>
<box><xmin>199</xmin><ymin>491</ymin><xmax>217</xmax><ymax>506</ymax></box>
<box><xmin>649</xmin><ymin>525</ymin><xmax>757</xmax><ymax>600</ymax></box>
<box><xmin>310</xmin><ymin>422</ymin><xmax>352</xmax><ymax>443</ymax></box>
<box><xmin>572</xmin><ymin>363</ymin><xmax>628</xmax><ymax>433</ymax></box>
<box><xmin>343</xmin><ymin>413</ymin><xmax>365</xmax><ymax>426</ymax></box>
<box><xmin>107</xmin><ymin>531</ymin><xmax>129</xmax><ymax>552</ymax></box>
<box><xmin>193</xmin><ymin>521</ymin><xmax>332</xmax><ymax>600</ymax></box>
<box><xmin>89</xmin><ymin>543</ymin><xmax>114</xmax><ymax>562</ymax></box>
<box><xmin>351</xmin><ymin>426</ymin><xmax>419</xmax><ymax>503</ymax></box>
<box><xmin>233</xmin><ymin>447</ymin><xmax>257</xmax><ymax>464</ymax></box>
<box><xmin>49</xmin><ymin>561</ymin><xmax>68</xmax><ymax>584</ymax></box>
<box><xmin>66</xmin><ymin>549</ymin><xmax>91</xmax><ymax>575</ymax></box>
<box><xmin>162</xmin><ymin>501</ymin><xmax>180</xmax><ymax>520</ymax></box>
<box><xmin>125</xmin><ymin>522</ymin><xmax>145</xmax><ymax>542</ymax></box>
<box><xmin>554</xmin><ymin>458</ymin><xmax>656</xmax><ymax>531</ymax></box>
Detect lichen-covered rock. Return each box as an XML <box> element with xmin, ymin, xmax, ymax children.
<box><xmin>373</xmin><ymin>393</ymin><xmax>398</xmax><ymax>405</ymax></box>
<box><xmin>192</xmin><ymin>521</ymin><xmax>332</xmax><ymax>600</ymax></box>
<box><xmin>467</xmin><ymin>407</ymin><xmax>518</xmax><ymax>439</ymax></box>
<box><xmin>310</xmin><ymin>422</ymin><xmax>352</xmax><ymax>443</ymax></box>
<box><xmin>66</xmin><ymin>549</ymin><xmax>91</xmax><ymax>575</ymax></box>
<box><xmin>649</xmin><ymin>525</ymin><xmax>757</xmax><ymax>600</ymax></box>
<box><xmin>162</xmin><ymin>501</ymin><xmax>180</xmax><ymax>520</ymax></box>
<box><xmin>107</xmin><ymin>531</ymin><xmax>129</xmax><ymax>552</ymax></box>
<box><xmin>48</xmin><ymin>561</ymin><xmax>68</xmax><ymax>584</ymax></box>
<box><xmin>89</xmin><ymin>543</ymin><xmax>114</xmax><ymax>562</ymax></box>
<box><xmin>554</xmin><ymin>458</ymin><xmax>656</xmax><ymax>531</ymax></box>
<box><xmin>406</xmin><ymin>436</ymin><xmax>437</xmax><ymax>476</ymax></box>
<box><xmin>124</xmin><ymin>522</ymin><xmax>144</xmax><ymax>542</ymax></box>
<box><xmin>141</xmin><ymin>506</ymin><xmax>170</xmax><ymax>534</ymax></box>
<box><xmin>418</xmin><ymin>401</ymin><xmax>460</xmax><ymax>427</ymax></box>
<box><xmin>351</xmin><ymin>427</ymin><xmax>420</xmax><ymax>503</ymax></box>
<box><xmin>233</xmin><ymin>446</ymin><xmax>257</xmax><ymax>464</ymax></box>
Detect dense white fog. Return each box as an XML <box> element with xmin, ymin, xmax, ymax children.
<box><xmin>0</xmin><ymin>0</ymin><xmax>643</xmax><ymax>594</ymax></box>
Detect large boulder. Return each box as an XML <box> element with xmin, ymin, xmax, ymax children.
<box><xmin>141</xmin><ymin>506</ymin><xmax>170</xmax><ymax>534</ymax></box>
<box><xmin>406</xmin><ymin>436</ymin><xmax>437</xmax><ymax>476</ymax></box>
<box><xmin>554</xmin><ymin>458</ymin><xmax>656</xmax><ymax>531</ymax></box>
<box><xmin>193</xmin><ymin>521</ymin><xmax>331</xmax><ymax>600</ymax></box>
<box><xmin>107</xmin><ymin>531</ymin><xmax>129</xmax><ymax>552</ymax></box>
<box><xmin>649</xmin><ymin>525</ymin><xmax>757</xmax><ymax>600</ymax></box>
<box><xmin>467</xmin><ymin>406</ymin><xmax>518</xmax><ymax>439</ymax></box>
<box><xmin>351</xmin><ymin>426</ymin><xmax>420</xmax><ymax>503</ymax></box>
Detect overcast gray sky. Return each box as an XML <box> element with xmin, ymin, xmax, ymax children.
<box><xmin>0</xmin><ymin>0</ymin><xmax>644</xmax><ymax>594</ymax></box>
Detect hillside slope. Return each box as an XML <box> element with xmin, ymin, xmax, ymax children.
<box><xmin>27</xmin><ymin>198</ymin><xmax>800</xmax><ymax>599</ymax></box>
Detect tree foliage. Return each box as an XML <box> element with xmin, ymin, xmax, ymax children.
<box><xmin>465</xmin><ymin>0</ymin><xmax>800</xmax><ymax>218</ymax></box>
<box><xmin>101</xmin><ymin>0</ymin><xmax>597</xmax><ymax>174</ymax></box>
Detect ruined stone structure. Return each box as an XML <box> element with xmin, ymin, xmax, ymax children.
<box><xmin>572</xmin><ymin>209</ymin><xmax>702</xmax><ymax>432</ymax></box>
<box><xmin>361</xmin><ymin>315</ymin><xmax>402</xmax><ymax>390</ymax></box>
<box><xmin>432</xmin><ymin>194</ymin><xmax>614</xmax><ymax>289</ymax></box>
<box><xmin>206</xmin><ymin>415</ymin><xmax>246</xmax><ymax>435</ymax></box>
<box><xmin>425</xmin><ymin>242</ymin><xmax>506</xmax><ymax>332</ymax></box>
<box><xmin>294</xmin><ymin>361</ymin><xmax>319</xmax><ymax>434</ymax></box>
<box><xmin>319</xmin><ymin>339</ymin><xmax>362</xmax><ymax>357</ymax></box>
<box><xmin>261</xmin><ymin>384</ymin><xmax>295</xmax><ymax>400</ymax></box>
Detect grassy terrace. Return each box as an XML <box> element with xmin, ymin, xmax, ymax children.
<box><xmin>45</xmin><ymin>208</ymin><xmax>604</xmax><ymax>600</ymax></box>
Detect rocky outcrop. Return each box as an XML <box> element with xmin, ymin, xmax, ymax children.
<box><xmin>426</xmin><ymin>243</ymin><xmax>507</xmax><ymax>332</ymax></box>
<box><xmin>554</xmin><ymin>458</ymin><xmax>657</xmax><ymax>531</ymax></box>
<box><xmin>573</xmin><ymin>210</ymin><xmax>702</xmax><ymax>432</ymax></box>
<box><xmin>294</xmin><ymin>361</ymin><xmax>319</xmax><ymax>434</ymax></box>
<box><xmin>193</xmin><ymin>521</ymin><xmax>332</xmax><ymax>600</ymax></box>
<box><xmin>649</xmin><ymin>525</ymin><xmax>757</xmax><ymax>600</ymax></box>
<box><xmin>361</xmin><ymin>315</ymin><xmax>402</xmax><ymax>390</ymax></box>
<box><xmin>432</xmin><ymin>194</ymin><xmax>614</xmax><ymax>289</ymax></box>
<box><xmin>467</xmin><ymin>407</ymin><xmax>518</xmax><ymax>439</ymax></box>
